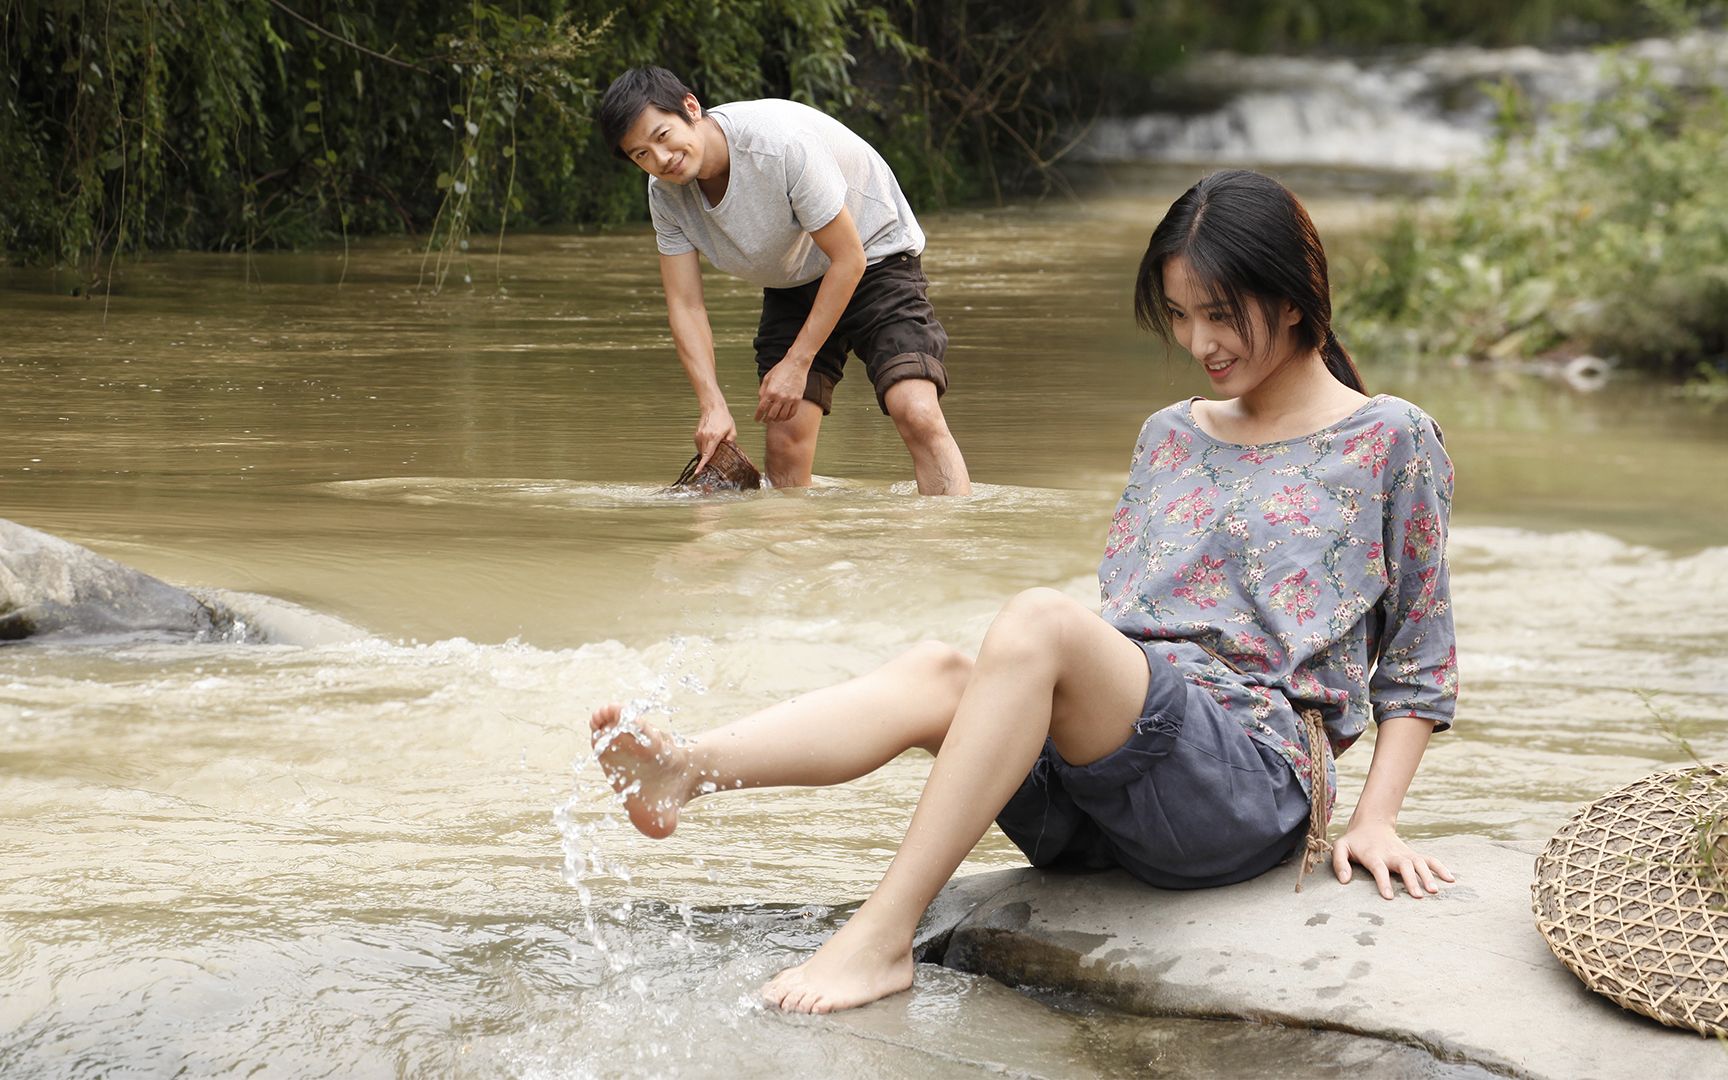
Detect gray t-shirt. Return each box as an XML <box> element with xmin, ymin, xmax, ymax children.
<box><xmin>647</xmin><ymin>99</ymin><xmax>925</xmax><ymax>289</ymax></box>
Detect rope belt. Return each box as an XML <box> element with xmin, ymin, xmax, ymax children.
<box><xmin>1294</xmin><ymin>706</ymin><xmax>1334</xmax><ymax>892</ymax></box>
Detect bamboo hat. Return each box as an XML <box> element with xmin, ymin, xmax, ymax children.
<box><xmin>1532</xmin><ymin>763</ymin><xmax>1728</xmax><ymax>1036</ymax></box>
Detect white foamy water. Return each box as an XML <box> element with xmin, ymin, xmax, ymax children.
<box><xmin>1080</xmin><ymin>31</ymin><xmax>1728</xmax><ymax>173</ymax></box>
<box><xmin>3</xmin><ymin>521</ymin><xmax>1723</xmax><ymax>1075</ymax></box>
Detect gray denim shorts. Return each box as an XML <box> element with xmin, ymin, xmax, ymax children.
<box><xmin>995</xmin><ymin>642</ymin><xmax>1312</xmax><ymax>889</ymax></box>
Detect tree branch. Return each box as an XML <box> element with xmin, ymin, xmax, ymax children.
<box><xmin>264</xmin><ymin>0</ymin><xmax>428</xmax><ymax>73</ymax></box>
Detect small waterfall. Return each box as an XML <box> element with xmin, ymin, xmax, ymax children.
<box><xmin>1079</xmin><ymin>31</ymin><xmax>1728</xmax><ymax>174</ymax></box>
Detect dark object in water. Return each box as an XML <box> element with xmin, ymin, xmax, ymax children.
<box><xmin>670</xmin><ymin>442</ymin><xmax>763</xmax><ymax>493</ymax></box>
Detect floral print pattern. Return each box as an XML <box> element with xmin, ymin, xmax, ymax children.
<box><xmin>1261</xmin><ymin>484</ymin><xmax>1319</xmax><ymax>526</ymax></box>
<box><xmin>1173</xmin><ymin>555</ymin><xmax>1230</xmax><ymax>609</ymax></box>
<box><xmin>1100</xmin><ymin>395</ymin><xmax>1457</xmax><ymax>799</ymax></box>
<box><xmin>1343</xmin><ymin>421</ymin><xmax>1397</xmax><ymax>477</ymax></box>
<box><xmin>1402</xmin><ymin>503</ymin><xmax>1442</xmax><ymax>562</ymax></box>
<box><xmin>1103</xmin><ymin>506</ymin><xmax>1140</xmax><ymax>559</ymax></box>
<box><xmin>1162</xmin><ymin>486</ymin><xmax>1218</xmax><ymax>529</ymax></box>
<box><xmin>1268</xmin><ymin>569</ymin><xmax>1321</xmax><ymax>624</ymax></box>
<box><xmin>1147</xmin><ymin>430</ymin><xmax>1193</xmax><ymax>473</ymax></box>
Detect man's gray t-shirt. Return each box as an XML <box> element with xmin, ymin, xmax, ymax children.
<box><xmin>647</xmin><ymin>99</ymin><xmax>925</xmax><ymax>289</ymax></box>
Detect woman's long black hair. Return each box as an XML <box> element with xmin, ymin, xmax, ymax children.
<box><xmin>1133</xmin><ymin>170</ymin><xmax>1365</xmax><ymax>393</ymax></box>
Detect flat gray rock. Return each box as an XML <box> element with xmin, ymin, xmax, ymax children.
<box><xmin>0</xmin><ymin>518</ymin><xmax>239</xmax><ymax>643</ymax></box>
<box><xmin>920</xmin><ymin>836</ymin><xmax>1727</xmax><ymax>1079</ymax></box>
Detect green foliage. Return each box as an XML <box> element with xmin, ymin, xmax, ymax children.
<box><xmin>849</xmin><ymin>2</ymin><xmax>1098</xmax><ymax>207</ymax></box>
<box><xmin>4</xmin><ymin>0</ymin><xmax>1716</xmax><ymax>277</ymax></box>
<box><xmin>1640</xmin><ymin>691</ymin><xmax>1728</xmax><ymax>905</ymax></box>
<box><xmin>0</xmin><ymin>0</ymin><xmax>1106</xmax><ymax>273</ymax></box>
<box><xmin>0</xmin><ymin>0</ymin><xmax>898</xmax><ymax>273</ymax></box>
<box><xmin>1341</xmin><ymin>44</ymin><xmax>1728</xmax><ymax>380</ymax></box>
<box><xmin>2</xmin><ymin>1</ymin><xmax>448</xmax><ymax>265</ymax></box>
<box><xmin>420</xmin><ymin>6</ymin><xmax>608</xmax><ymax>290</ymax></box>
<box><xmin>1105</xmin><ymin>0</ymin><xmax>1723</xmax><ymax>53</ymax></box>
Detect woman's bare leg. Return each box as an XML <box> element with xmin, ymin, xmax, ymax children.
<box><xmin>761</xmin><ymin>587</ymin><xmax>1153</xmax><ymax>1013</ymax></box>
<box><xmin>590</xmin><ymin>640</ymin><xmax>971</xmax><ymax>838</ymax></box>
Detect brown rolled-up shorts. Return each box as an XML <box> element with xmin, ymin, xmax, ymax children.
<box><xmin>753</xmin><ymin>252</ymin><xmax>950</xmax><ymax>415</ymax></box>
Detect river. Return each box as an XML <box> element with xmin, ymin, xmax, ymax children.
<box><xmin>2</xmin><ymin>191</ymin><xmax>1725</xmax><ymax>1077</ymax></box>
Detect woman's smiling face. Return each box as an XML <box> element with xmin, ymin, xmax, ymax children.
<box><xmin>1161</xmin><ymin>254</ymin><xmax>1302</xmax><ymax>397</ymax></box>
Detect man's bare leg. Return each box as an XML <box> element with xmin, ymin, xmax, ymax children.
<box><xmin>883</xmin><ymin>379</ymin><xmax>971</xmax><ymax>496</ymax></box>
<box><xmin>762</xmin><ymin>400</ymin><xmax>822</xmax><ymax>489</ymax></box>
<box><xmin>760</xmin><ymin>588</ymin><xmax>1150</xmax><ymax>1013</ymax></box>
<box><xmin>589</xmin><ymin>641</ymin><xmax>971</xmax><ymax>839</ymax></box>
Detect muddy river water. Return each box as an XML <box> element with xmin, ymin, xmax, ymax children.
<box><xmin>2</xmin><ymin>194</ymin><xmax>1725</xmax><ymax>1077</ymax></box>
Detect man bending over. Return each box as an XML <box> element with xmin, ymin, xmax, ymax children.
<box><xmin>599</xmin><ymin>66</ymin><xmax>971</xmax><ymax>495</ymax></box>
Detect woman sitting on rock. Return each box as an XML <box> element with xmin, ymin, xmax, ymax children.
<box><xmin>588</xmin><ymin>168</ymin><xmax>1459</xmax><ymax>1014</ymax></box>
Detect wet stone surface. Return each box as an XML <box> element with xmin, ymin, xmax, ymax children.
<box><xmin>917</xmin><ymin>836</ymin><xmax>1728</xmax><ymax>1080</ymax></box>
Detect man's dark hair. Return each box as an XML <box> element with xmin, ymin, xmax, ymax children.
<box><xmin>599</xmin><ymin>66</ymin><xmax>702</xmax><ymax>160</ymax></box>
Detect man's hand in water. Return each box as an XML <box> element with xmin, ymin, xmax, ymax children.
<box><xmin>694</xmin><ymin>408</ymin><xmax>738</xmax><ymax>472</ymax></box>
<box><xmin>756</xmin><ymin>354</ymin><xmax>811</xmax><ymax>424</ymax></box>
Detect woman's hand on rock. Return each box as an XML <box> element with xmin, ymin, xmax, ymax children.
<box><xmin>1332</xmin><ymin>820</ymin><xmax>1456</xmax><ymax>900</ymax></box>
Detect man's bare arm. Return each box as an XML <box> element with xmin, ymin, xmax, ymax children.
<box><xmin>755</xmin><ymin>207</ymin><xmax>868</xmax><ymax>424</ymax></box>
<box><xmin>659</xmin><ymin>251</ymin><xmax>736</xmax><ymax>467</ymax></box>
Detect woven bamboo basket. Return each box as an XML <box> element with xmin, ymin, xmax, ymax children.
<box><xmin>669</xmin><ymin>442</ymin><xmax>762</xmax><ymax>493</ymax></box>
<box><xmin>1532</xmin><ymin>763</ymin><xmax>1728</xmax><ymax>1036</ymax></box>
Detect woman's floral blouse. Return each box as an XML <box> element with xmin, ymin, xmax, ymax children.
<box><xmin>1098</xmin><ymin>395</ymin><xmax>1457</xmax><ymax>805</ymax></box>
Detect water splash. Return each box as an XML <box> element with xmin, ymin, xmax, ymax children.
<box><xmin>553</xmin><ymin>635</ymin><xmax>715</xmax><ymax>988</ymax></box>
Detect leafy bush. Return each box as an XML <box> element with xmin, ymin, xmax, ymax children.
<box><xmin>1342</xmin><ymin>39</ymin><xmax>1728</xmax><ymax>380</ymax></box>
<box><xmin>0</xmin><ymin>0</ymin><xmax>1100</xmax><ymax>278</ymax></box>
<box><xmin>1</xmin><ymin>1</ymin><xmax>605</xmax><ymax>272</ymax></box>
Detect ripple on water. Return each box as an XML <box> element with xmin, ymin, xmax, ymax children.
<box><xmin>312</xmin><ymin>473</ymin><xmax>1093</xmax><ymax>511</ymax></box>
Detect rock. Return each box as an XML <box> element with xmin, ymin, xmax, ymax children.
<box><xmin>920</xmin><ymin>836</ymin><xmax>1726</xmax><ymax>1079</ymax></box>
<box><xmin>0</xmin><ymin>518</ymin><xmax>233</xmax><ymax>643</ymax></box>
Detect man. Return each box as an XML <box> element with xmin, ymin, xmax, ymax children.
<box><xmin>598</xmin><ymin>67</ymin><xmax>971</xmax><ymax>495</ymax></box>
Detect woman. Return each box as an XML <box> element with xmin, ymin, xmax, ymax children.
<box><xmin>589</xmin><ymin>169</ymin><xmax>1458</xmax><ymax>1014</ymax></box>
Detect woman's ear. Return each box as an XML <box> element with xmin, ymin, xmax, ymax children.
<box><xmin>1282</xmin><ymin>300</ymin><xmax>1303</xmax><ymax>329</ymax></box>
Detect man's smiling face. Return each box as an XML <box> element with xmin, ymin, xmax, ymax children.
<box><xmin>618</xmin><ymin>98</ymin><xmax>704</xmax><ymax>185</ymax></box>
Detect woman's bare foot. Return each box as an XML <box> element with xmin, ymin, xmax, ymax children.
<box><xmin>760</xmin><ymin>909</ymin><xmax>915</xmax><ymax>1014</ymax></box>
<box><xmin>589</xmin><ymin>704</ymin><xmax>699</xmax><ymax>839</ymax></box>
